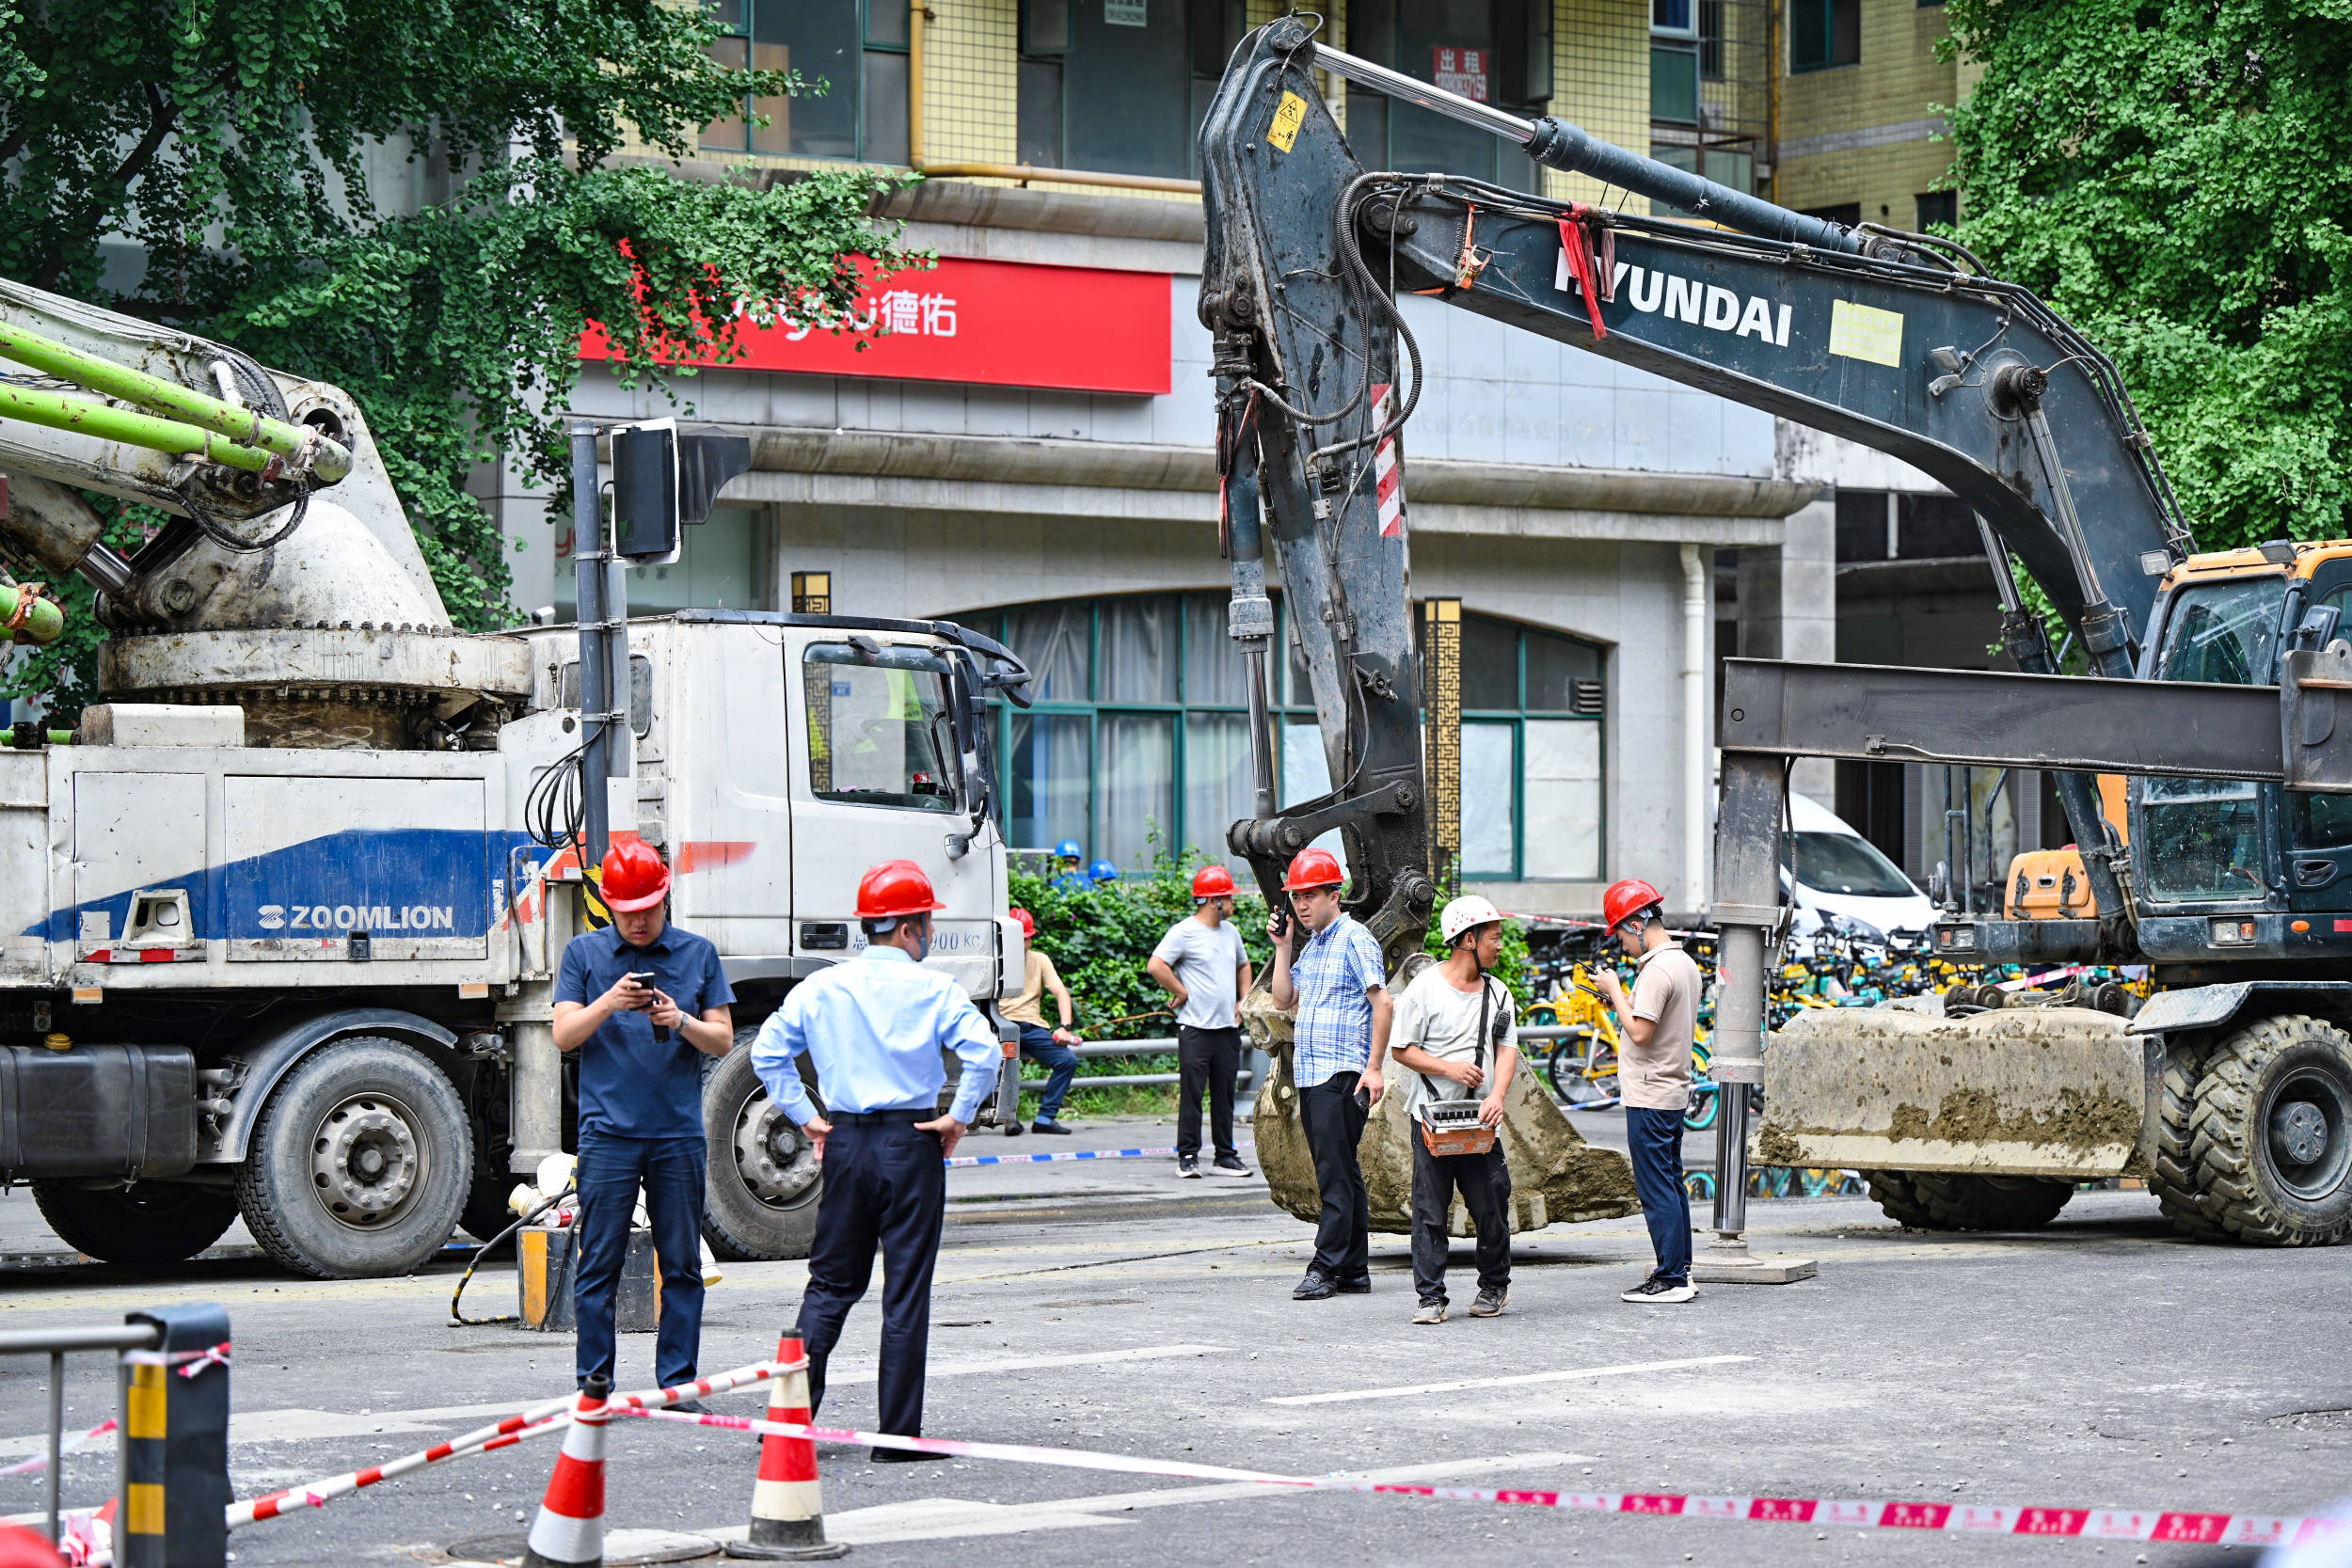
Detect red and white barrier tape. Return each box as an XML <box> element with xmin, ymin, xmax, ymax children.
<box><xmin>119</xmin><ymin>1340</ymin><xmax>230</xmax><ymax>1379</ymax></box>
<box><xmin>617</xmin><ymin>1407</ymin><xmax>2343</xmax><ymax>1550</ymax></box>
<box><xmin>0</xmin><ymin>1418</ymin><xmax>114</xmax><ymax>1477</ymax></box>
<box><xmin>225</xmin><ymin>1354</ymin><xmax>803</xmax><ymax>1528</ymax></box>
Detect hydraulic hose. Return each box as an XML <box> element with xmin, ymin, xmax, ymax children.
<box><xmin>450</xmin><ymin>1187</ymin><xmax>571</xmax><ymax>1327</ymax></box>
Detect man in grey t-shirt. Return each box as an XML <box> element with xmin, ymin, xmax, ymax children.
<box><xmin>1149</xmin><ymin>864</ymin><xmax>1255</xmax><ymax>1177</ymax></box>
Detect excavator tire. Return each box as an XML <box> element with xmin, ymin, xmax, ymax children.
<box><xmin>2150</xmin><ymin>1043</ymin><xmax>2229</xmax><ymax>1242</ymax></box>
<box><xmin>1860</xmin><ymin>1169</ymin><xmax>2073</xmax><ymax>1231</ymax></box>
<box><xmin>2179</xmin><ymin>1014</ymin><xmax>2352</xmax><ymax>1247</ymax></box>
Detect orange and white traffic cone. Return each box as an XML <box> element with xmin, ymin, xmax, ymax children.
<box><xmin>520</xmin><ymin>1374</ymin><xmax>611</xmax><ymax>1568</ymax></box>
<box><xmin>724</xmin><ymin>1336</ymin><xmax>849</xmax><ymax>1560</ymax></box>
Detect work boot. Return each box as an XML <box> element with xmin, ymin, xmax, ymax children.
<box><xmin>1210</xmin><ymin>1154</ymin><xmax>1253</xmax><ymax>1177</ymax></box>
<box><xmin>1412</xmin><ymin>1299</ymin><xmax>1448</xmax><ymax>1325</ymax></box>
<box><xmin>1031</xmin><ymin>1119</ymin><xmax>1073</xmax><ymax>1134</ymax></box>
<box><xmin>1469</xmin><ymin>1287</ymin><xmax>1508</xmax><ymax>1318</ymax></box>
<box><xmin>1178</xmin><ymin>1155</ymin><xmax>1200</xmax><ymax>1178</ymax></box>
<box><xmin>1292</xmin><ymin>1271</ymin><xmax>1338</xmax><ymax>1301</ymax></box>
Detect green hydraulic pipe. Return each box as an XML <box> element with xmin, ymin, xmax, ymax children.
<box><xmin>0</xmin><ymin>582</ymin><xmax>66</xmax><ymax>647</ymax></box>
<box><xmin>0</xmin><ymin>322</ymin><xmax>351</xmax><ymax>483</ymax></box>
<box><xmin>0</xmin><ymin>382</ymin><xmax>279</xmax><ymax>474</ymax></box>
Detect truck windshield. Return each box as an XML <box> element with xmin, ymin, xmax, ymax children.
<box><xmin>803</xmin><ymin>643</ymin><xmax>961</xmax><ymax>813</ymax></box>
<box><xmin>2142</xmin><ymin>576</ymin><xmax>2284</xmax><ymax>902</ymax></box>
<box><xmin>1783</xmin><ymin>832</ymin><xmax>1916</xmax><ymax>897</ymax></box>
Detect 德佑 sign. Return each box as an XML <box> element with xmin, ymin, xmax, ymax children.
<box><xmin>1432</xmin><ymin>47</ymin><xmax>1488</xmax><ymax>101</ymax></box>
<box><xmin>580</xmin><ymin>255</ymin><xmax>1172</xmax><ymax>396</ymax></box>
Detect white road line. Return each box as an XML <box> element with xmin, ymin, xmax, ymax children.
<box><xmin>1263</xmin><ymin>1354</ymin><xmax>1754</xmax><ymax>1406</ymax></box>
<box><xmin>697</xmin><ymin>1450</ymin><xmax>1597</xmax><ymax>1547</ymax></box>
<box><xmin>0</xmin><ymin>1343</ymin><xmax>1234</xmax><ymax>1455</ymax></box>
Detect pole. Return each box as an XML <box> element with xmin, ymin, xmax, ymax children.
<box><xmin>570</xmin><ymin>421</ymin><xmax>612</xmax><ymax>870</ymax></box>
<box><xmin>43</xmin><ymin>1350</ymin><xmax>60</xmax><ymax>1544</ymax></box>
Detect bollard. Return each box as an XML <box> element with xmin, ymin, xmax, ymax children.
<box><xmin>519</xmin><ymin>1374</ymin><xmax>611</xmax><ymax>1568</ymax></box>
<box><xmin>724</xmin><ymin>1336</ymin><xmax>849</xmax><ymax>1560</ymax></box>
<box><xmin>117</xmin><ymin>1304</ymin><xmax>230</xmax><ymax>1568</ymax></box>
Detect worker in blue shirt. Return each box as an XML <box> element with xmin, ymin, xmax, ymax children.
<box><xmin>751</xmin><ymin>858</ymin><xmax>997</xmax><ymax>1458</ymax></box>
<box><xmin>552</xmin><ymin>840</ymin><xmax>735</xmax><ymax>1397</ymax></box>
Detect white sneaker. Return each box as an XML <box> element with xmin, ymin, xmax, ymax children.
<box><xmin>1620</xmin><ymin>1275</ymin><xmax>1697</xmax><ymax>1304</ymax></box>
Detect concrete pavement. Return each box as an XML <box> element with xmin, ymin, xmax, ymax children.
<box><xmin>2</xmin><ymin>1115</ymin><xmax>2344</xmax><ymax>1566</ymax></box>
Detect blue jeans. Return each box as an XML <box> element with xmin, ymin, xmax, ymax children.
<box><xmin>1625</xmin><ymin>1106</ymin><xmax>1692</xmax><ymax>1284</ymax></box>
<box><xmin>1018</xmin><ymin>1024</ymin><xmax>1078</xmax><ymax>1122</ymax></box>
<box><xmin>574</xmin><ymin>1128</ymin><xmax>707</xmax><ymax>1389</ymax></box>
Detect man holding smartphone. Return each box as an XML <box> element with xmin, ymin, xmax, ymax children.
<box><xmin>1266</xmin><ymin>846</ymin><xmax>1391</xmax><ymax>1301</ymax></box>
<box><xmin>553</xmin><ymin>840</ymin><xmax>736</xmax><ymax>1396</ymax></box>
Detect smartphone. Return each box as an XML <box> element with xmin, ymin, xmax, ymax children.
<box><xmin>1353</xmin><ymin>1084</ymin><xmax>1371</xmax><ymax>1112</ymax></box>
<box><xmin>625</xmin><ymin>970</ymin><xmax>669</xmax><ymax>1039</ymax></box>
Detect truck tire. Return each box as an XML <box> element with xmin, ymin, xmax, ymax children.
<box><xmin>31</xmin><ymin>1180</ymin><xmax>240</xmax><ymax>1265</ymax></box>
<box><xmin>2180</xmin><ymin>1013</ymin><xmax>2352</xmax><ymax>1246</ymax></box>
<box><xmin>1861</xmin><ymin>1169</ymin><xmax>2072</xmax><ymax>1230</ymax></box>
<box><xmin>703</xmin><ymin>1033</ymin><xmax>822</xmax><ymax>1262</ymax></box>
<box><xmin>231</xmin><ymin>1037</ymin><xmax>471</xmax><ymax>1278</ymax></box>
<box><xmin>2151</xmin><ymin>1043</ymin><xmax>2229</xmax><ymax>1241</ymax></box>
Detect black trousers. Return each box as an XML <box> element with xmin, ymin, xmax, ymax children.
<box><xmin>1176</xmin><ymin>1025</ymin><xmax>1242</xmax><ymax>1160</ymax></box>
<box><xmin>1299</xmin><ymin>1077</ymin><xmax>1370</xmax><ymax>1280</ymax></box>
<box><xmin>794</xmin><ymin>1117</ymin><xmax>945</xmax><ymax>1440</ymax></box>
<box><xmin>1409</xmin><ymin>1137</ymin><xmax>1512</xmax><ymax>1304</ymax></box>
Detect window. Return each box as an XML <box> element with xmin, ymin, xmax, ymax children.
<box><xmin>555</xmin><ymin>503</ymin><xmax>775</xmax><ymax>622</ymax></box>
<box><xmin>1789</xmin><ymin>0</ymin><xmax>1860</xmax><ymax>70</ymax></box>
<box><xmin>2141</xmin><ymin>577</ymin><xmax>2284</xmax><ymax>902</ymax></box>
<box><xmin>1802</xmin><ymin>201</ymin><xmax>1862</xmax><ymax>228</ymax></box>
<box><xmin>1015</xmin><ymin>0</ymin><xmax>1193</xmax><ymax>178</ymax></box>
<box><xmin>803</xmin><ymin>643</ymin><xmax>961</xmax><ymax>813</ymax></box>
<box><xmin>1651</xmin><ymin>42</ymin><xmax>1700</xmax><ymax>122</ymax></box>
<box><xmin>1346</xmin><ymin>0</ymin><xmax>1516</xmax><ymax>182</ymax></box>
<box><xmin>976</xmin><ymin>593</ymin><xmax>1605</xmax><ymax>881</ymax></box>
<box><xmin>704</xmin><ymin>0</ymin><xmax>907</xmax><ymax>163</ymax></box>
<box><xmin>1915</xmin><ymin>190</ymin><xmax>1959</xmax><ymax>231</ymax></box>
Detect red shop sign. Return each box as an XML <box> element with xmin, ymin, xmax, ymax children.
<box><xmin>580</xmin><ymin>255</ymin><xmax>1171</xmax><ymax>396</ymax></box>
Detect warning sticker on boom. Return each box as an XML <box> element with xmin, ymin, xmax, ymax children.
<box><xmin>1828</xmin><ymin>300</ymin><xmax>1904</xmax><ymax>367</ymax></box>
<box><xmin>1268</xmin><ymin>92</ymin><xmax>1308</xmax><ymax>152</ymax></box>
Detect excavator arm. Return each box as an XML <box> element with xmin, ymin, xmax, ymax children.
<box><xmin>1200</xmin><ymin>17</ymin><xmax>2190</xmax><ymax>951</ymax></box>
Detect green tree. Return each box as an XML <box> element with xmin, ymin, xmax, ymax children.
<box><xmin>0</xmin><ymin>0</ymin><xmax>920</xmax><ymax>718</ymax></box>
<box><xmin>1944</xmin><ymin>1</ymin><xmax>2352</xmax><ymax>554</ymax></box>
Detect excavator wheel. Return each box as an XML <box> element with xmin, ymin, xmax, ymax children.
<box><xmin>1859</xmin><ymin>1169</ymin><xmax>2074</xmax><ymax>1231</ymax></box>
<box><xmin>2176</xmin><ymin>1013</ymin><xmax>2352</xmax><ymax>1247</ymax></box>
<box><xmin>2150</xmin><ymin>1043</ymin><xmax>2229</xmax><ymax>1242</ymax></box>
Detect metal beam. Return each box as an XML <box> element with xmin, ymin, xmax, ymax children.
<box><xmin>1719</xmin><ymin>658</ymin><xmax>2283</xmax><ymax>781</ymax></box>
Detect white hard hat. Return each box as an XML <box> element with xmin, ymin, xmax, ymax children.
<box><xmin>1439</xmin><ymin>895</ymin><xmax>1504</xmax><ymax>945</ymax></box>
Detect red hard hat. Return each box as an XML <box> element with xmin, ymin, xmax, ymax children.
<box><xmin>600</xmin><ymin>839</ymin><xmax>671</xmax><ymax>912</ymax></box>
<box><xmin>1602</xmin><ymin>878</ymin><xmax>1665</xmax><ymax>932</ymax></box>
<box><xmin>1191</xmin><ymin>864</ymin><xmax>1238</xmax><ymax>899</ymax></box>
<box><xmin>857</xmin><ymin>859</ymin><xmax>946</xmax><ymax>920</ymax></box>
<box><xmin>1281</xmin><ymin>847</ymin><xmax>1346</xmax><ymax>892</ymax></box>
<box><xmin>1009</xmin><ymin>906</ymin><xmax>1035</xmax><ymax>939</ymax></box>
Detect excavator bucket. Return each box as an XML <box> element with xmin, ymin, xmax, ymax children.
<box><xmin>1755</xmin><ymin>1005</ymin><xmax>2154</xmax><ymax>1179</ymax></box>
<box><xmin>1240</xmin><ymin>980</ymin><xmax>1640</xmax><ymax>1235</ymax></box>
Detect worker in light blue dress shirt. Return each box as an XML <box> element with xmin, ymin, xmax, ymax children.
<box><xmin>751</xmin><ymin>858</ymin><xmax>997</xmax><ymax>1458</ymax></box>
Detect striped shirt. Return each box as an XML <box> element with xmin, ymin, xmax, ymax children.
<box><xmin>1289</xmin><ymin>913</ymin><xmax>1388</xmax><ymax>1089</ymax></box>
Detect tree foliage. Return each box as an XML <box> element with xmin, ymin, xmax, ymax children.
<box><xmin>1944</xmin><ymin>0</ymin><xmax>2352</xmax><ymax>553</ymax></box>
<box><xmin>0</xmin><ymin>0</ymin><xmax>921</xmax><ymax>715</ymax></box>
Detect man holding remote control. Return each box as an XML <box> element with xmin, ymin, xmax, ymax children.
<box><xmin>553</xmin><ymin>840</ymin><xmax>736</xmax><ymax>1397</ymax></box>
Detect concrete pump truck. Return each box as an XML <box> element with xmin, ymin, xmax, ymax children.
<box><xmin>0</xmin><ymin>277</ymin><xmax>1032</xmax><ymax>1278</ymax></box>
<box><xmin>1199</xmin><ymin>17</ymin><xmax>2352</xmax><ymax>1248</ymax></box>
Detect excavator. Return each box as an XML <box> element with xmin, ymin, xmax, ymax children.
<box><xmin>1200</xmin><ymin>16</ymin><xmax>2352</xmax><ymax>1248</ymax></box>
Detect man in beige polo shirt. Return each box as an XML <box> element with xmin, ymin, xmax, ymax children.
<box><xmin>1592</xmin><ymin>878</ymin><xmax>1701</xmax><ymax>1304</ymax></box>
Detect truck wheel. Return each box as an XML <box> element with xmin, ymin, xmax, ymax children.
<box><xmin>2151</xmin><ymin>1044</ymin><xmax>2229</xmax><ymax>1241</ymax></box>
<box><xmin>231</xmin><ymin>1037</ymin><xmax>471</xmax><ymax>1278</ymax></box>
<box><xmin>2183</xmin><ymin>1013</ymin><xmax>2352</xmax><ymax>1246</ymax></box>
<box><xmin>31</xmin><ymin>1181</ymin><xmax>239</xmax><ymax>1265</ymax></box>
<box><xmin>1861</xmin><ymin>1169</ymin><xmax>2071</xmax><ymax>1230</ymax></box>
<box><xmin>703</xmin><ymin>1033</ymin><xmax>822</xmax><ymax>1262</ymax></box>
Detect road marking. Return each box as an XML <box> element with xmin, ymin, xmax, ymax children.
<box><xmin>696</xmin><ymin>1450</ymin><xmax>1596</xmax><ymax>1546</ymax></box>
<box><xmin>1263</xmin><ymin>1354</ymin><xmax>1753</xmax><ymax>1406</ymax></box>
<box><xmin>0</xmin><ymin>1343</ymin><xmax>1237</xmax><ymax>1456</ymax></box>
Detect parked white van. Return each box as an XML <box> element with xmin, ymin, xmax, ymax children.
<box><xmin>1783</xmin><ymin>792</ymin><xmax>1937</xmax><ymax>940</ymax></box>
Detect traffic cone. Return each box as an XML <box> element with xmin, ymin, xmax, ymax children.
<box><xmin>520</xmin><ymin>1374</ymin><xmax>611</xmax><ymax>1568</ymax></box>
<box><xmin>724</xmin><ymin>1336</ymin><xmax>849</xmax><ymax>1560</ymax></box>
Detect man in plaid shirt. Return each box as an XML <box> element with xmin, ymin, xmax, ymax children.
<box><xmin>1266</xmin><ymin>846</ymin><xmax>1392</xmax><ymax>1300</ymax></box>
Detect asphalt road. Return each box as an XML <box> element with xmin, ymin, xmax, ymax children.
<box><xmin>3</xmin><ymin>1113</ymin><xmax>2345</xmax><ymax>1568</ymax></box>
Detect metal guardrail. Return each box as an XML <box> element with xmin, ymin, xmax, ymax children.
<box><xmin>1020</xmin><ymin>1037</ymin><xmax>1251</xmax><ymax>1095</ymax></box>
<box><xmin>0</xmin><ymin>1321</ymin><xmax>163</xmax><ymax>1546</ymax></box>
